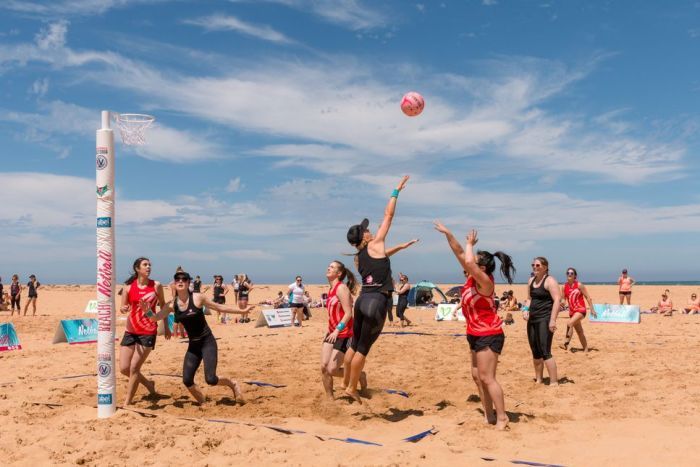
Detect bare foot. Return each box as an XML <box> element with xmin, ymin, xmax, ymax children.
<box><xmin>231</xmin><ymin>381</ymin><xmax>244</xmax><ymax>401</ymax></box>
<box><xmin>359</xmin><ymin>372</ymin><xmax>368</xmax><ymax>392</ymax></box>
<box><xmin>344</xmin><ymin>388</ymin><xmax>362</xmax><ymax>404</ymax></box>
<box><xmin>495</xmin><ymin>417</ymin><xmax>509</xmax><ymax>431</ymax></box>
<box><xmin>534</xmin><ymin>378</ymin><xmax>543</xmax><ymax>384</ymax></box>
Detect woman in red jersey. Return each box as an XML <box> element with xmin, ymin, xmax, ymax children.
<box><xmin>434</xmin><ymin>222</ymin><xmax>515</xmax><ymax>431</ymax></box>
<box><xmin>560</xmin><ymin>267</ymin><xmax>596</xmax><ymax>352</ymax></box>
<box><xmin>320</xmin><ymin>260</ymin><xmax>366</xmax><ymax>398</ymax></box>
<box><xmin>119</xmin><ymin>257</ymin><xmax>169</xmax><ymax>405</ymax></box>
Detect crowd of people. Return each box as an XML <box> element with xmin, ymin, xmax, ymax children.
<box><xmin>5</xmin><ymin>174</ymin><xmax>699</xmax><ymax>434</ymax></box>
<box><xmin>0</xmin><ymin>274</ymin><xmax>41</xmax><ymax>316</ymax></box>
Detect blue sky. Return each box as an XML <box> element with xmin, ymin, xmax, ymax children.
<box><xmin>1</xmin><ymin>0</ymin><xmax>700</xmax><ymax>285</ymax></box>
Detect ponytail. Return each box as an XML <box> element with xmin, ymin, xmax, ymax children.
<box><xmin>333</xmin><ymin>260</ymin><xmax>358</xmax><ymax>295</ymax></box>
<box><xmin>477</xmin><ymin>250</ymin><xmax>516</xmax><ymax>284</ymax></box>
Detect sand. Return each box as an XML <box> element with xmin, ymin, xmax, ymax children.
<box><xmin>1</xmin><ymin>283</ymin><xmax>700</xmax><ymax>466</ymax></box>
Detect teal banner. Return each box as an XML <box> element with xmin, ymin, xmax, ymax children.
<box><xmin>591</xmin><ymin>304</ymin><xmax>641</xmax><ymax>324</ymax></box>
<box><xmin>53</xmin><ymin>318</ymin><xmax>98</xmax><ymax>344</ymax></box>
<box><xmin>0</xmin><ymin>323</ymin><xmax>21</xmax><ymax>351</ymax></box>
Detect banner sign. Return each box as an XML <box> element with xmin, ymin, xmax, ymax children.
<box><xmin>435</xmin><ymin>304</ymin><xmax>458</xmax><ymax>321</ymax></box>
<box><xmin>84</xmin><ymin>299</ymin><xmax>98</xmax><ymax>314</ymax></box>
<box><xmin>0</xmin><ymin>323</ymin><xmax>21</xmax><ymax>351</ymax></box>
<box><xmin>53</xmin><ymin>318</ymin><xmax>99</xmax><ymax>344</ymax></box>
<box><xmin>255</xmin><ymin>308</ymin><xmax>293</xmax><ymax>328</ymax></box>
<box><xmin>591</xmin><ymin>304</ymin><xmax>641</xmax><ymax>324</ymax></box>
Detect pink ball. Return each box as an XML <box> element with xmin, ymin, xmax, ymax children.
<box><xmin>400</xmin><ymin>91</ymin><xmax>425</xmax><ymax>117</ymax></box>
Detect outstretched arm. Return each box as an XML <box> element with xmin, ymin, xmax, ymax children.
<box><xmin>463</xmin><ymin>230</ymin><xmax>493</xmax><ymax>296</ymax></box>
<box><xmin>386</xmin><ymin>239</ymin><xmax>419</xmax><ymax>257</ymax></box>
<box><xmin>373</xmin><ymin>176</ymin><xmax>410</xmax><ymax>245</ymax></box>
<box><xmin>200</xmin><ymin>294</ymin><xmax>254</xmax><ymax>315</ymax></box>
<box><xmin>433</xmin><ymin>220</ymin><xmax>468</xmax><ymax>271</ymax></box>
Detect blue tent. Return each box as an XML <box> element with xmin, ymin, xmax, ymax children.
<box><xmin>407</xmin><ymin>281</ymin><xmax>448</xmax><ymax>307</ymax></box>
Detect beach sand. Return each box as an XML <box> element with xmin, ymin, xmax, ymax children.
<box><xmin>1</xmin><ymin>283</ymin><xmax>699</xmax><ymax>466</ymax></box>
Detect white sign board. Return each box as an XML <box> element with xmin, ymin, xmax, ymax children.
<box><xmin>84</xmin><ymin>299</ymin><xmax>98</xmax><ymax>314</ymax></box>
<box><xmin>255</xmin><ymin>308</ymin><xmax>293</xmax><ymax>328</ymax></box>
<box><xmin>435</xmin><ymin>303</ymin><xmax>458</xmax><ymax>321</ymax></box>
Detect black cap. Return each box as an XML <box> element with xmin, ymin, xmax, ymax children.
<box><xmin>347</xmin><ymin>218</ymin><xmax>369</xmax><ymax>246</ymax></box>
<box><xmin>622</xmin><ymin>268</ymin><xmax>628</xmax><ymax>273</ymax></box>
<box><xmin>174</xmin><ymin>271</ymin><xmax>192</xmax><ymax>281</ymax></box>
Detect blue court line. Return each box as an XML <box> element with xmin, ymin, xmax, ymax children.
<box><xmin>384</xmin><ymin>388</ymin><xmax>409</xmax><ymax>398</ymax></box>
<box><xmin>328</xmin><ymin>437</ymin><xmax>383</xmax><ymax>446</ymax></box>
<box><xmin>150</xmin><ymin>373</ymin><xmax>182</xmax><ymax>378</ymax></box>
<box><xmin>51</xmin><ymin>373</ymin><xmax>96</xmax><ymax>380</ymax></box>
<box><xmin>481</xmin><ymin>458</ymin><xmax>565</xmax><ymax>467</ymax></box>
<box><xmin>244</xmin><ymin>381</ymin><xmax>287</xmax><ymax>388</ymax></box>
<box><xmin>403</xmin><ymin>428</ymin><xmax>437</xmax><ymax>442</ymax></box>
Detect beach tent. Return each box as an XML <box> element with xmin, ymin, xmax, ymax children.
<box><xmin>408</xmin><ymin>281</ymin><xmax>449</xmax><ymax>307</ymax></box>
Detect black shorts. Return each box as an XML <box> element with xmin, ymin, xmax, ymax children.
<box><xmin>467</xmin><ymin>333</ymin><xmax>505</xmax><ymax>354</ymax></box>
<box><xmin>120</xmin><ymin>332</ymin><xmax>156</xmax><ymax>349</ymax></box>
<box><xmin>213</xmin><ymin>296</ymin><xmax>225</xmax><ymax>305</ymax></box>
<box><xmin>325</xmin><ymin>335</ymin><xmax>351</xmax><ymax>353</ymax></box>
<box><xmin>619</xmin><ymin>291</ymin><xmax>632</xmax><ymax>296</ymax></box>
<box><xmin>290</xmin><ymin>302</ymin><xmax>305</xmax><ymax>308</ymax></box>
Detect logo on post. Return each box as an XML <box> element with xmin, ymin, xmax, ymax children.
<box><xmin>98</xmin><ymin>393</ymin><xmax>113</xmax><ymax>405</ymax></box>
<box><xmin>96</xmin><ymin>154</ymin><xmax>108</xmax><ymax>170</ymax></box>
<box><xmin>98</xmin><ymin>362</ymin><xmax>111</xmax><ymax>377</ymax></box>
<box><xmin>97</xmin><ymin>217</ymin><xmax>112</xmax><ymax>228</ymax></box>
<box><xmin>96</xmin><ymin>184</ymin><xmax>110</xmax><ymax>197</ymax></box>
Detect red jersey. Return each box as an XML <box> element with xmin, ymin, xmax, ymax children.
<box><xmin>461</xmin><ymin>275</ymin><xmax>502</xmax><ymax>337</ymax></box>
<box><xmin>327</xmin><ymin>282</ymin><xmax>353</xmax><ymax>339</ymax></box>
<box><xmin>564</xmin><ymin>281</ymin><xmax>586</xmax><ymax>314</ymax></box>
<box><xmin>126</xmin><ymin>280</ymin><xmax>158</xmax><ymax>335</ymax></box>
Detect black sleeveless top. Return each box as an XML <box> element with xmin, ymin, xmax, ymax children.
<box><xmin>213</xmin><ymin>284</ymin><xmax>224</xmax><ymax>300</ymax></box>
<box><xmin>358</xmin><ymin>247</ymin><xmax>392</xmax><ymax>294</ymax></box>
<box><xmin>173</xmin><ymin>293</ymin><xmax>211</xmax><ymax>341</ymax></box>
<box><xmin>238</xmin><ymin>283</ymin><xmax>249</xmax><ymax>299</ymax></box>
<box><xmin>529</xmin><ymin>274</ymin><xmax>554</xmax><ymax>322</ymax></box>
<box><xmin>193</xmin><ymin>279</ymin><xmax>202</xmax><ymax>293</ymax></box>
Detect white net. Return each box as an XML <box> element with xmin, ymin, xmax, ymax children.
<box><xmin>114</xmin><ymin>113</ymin><xmax>155</xmax><ymax>146</ymax></box>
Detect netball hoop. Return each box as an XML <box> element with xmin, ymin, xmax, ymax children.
<box><xmin>113</xmin><ymin>113</ymin><xmax>155</xmax><ymax>146</ymax></box>
<box><xmin>95</xmin><ymin>110</ymin><xmax>155</xmax><ymax>419</ymax></box>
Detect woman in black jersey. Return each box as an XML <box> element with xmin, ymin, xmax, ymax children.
<box><xmin>394</xmin><ymin>273</ymin><xmax>412</xmax><ymax>327</ymax></box>
<box><xmin>23</xmin><ymin>274</ymin><xmax>40</xmax><ymax>316</ymax></box>
<box><xmin>149</xmin><ymin>271</ymin><xmax>253</xmax><ymax>403</ymax></box>
<box><xmin>344</xmin><ymin>175</ymin><xmax>412</xmax><ymax>403</ymax></box>
<box><xmin>10</xmin><ymin>274</ymin><xmax>22</xmax><ymax>316</ymax></box>
<box><xmin>237</xmin><ymin>274</ymin><xmax>253</xmax><ymax>323</ymax></box>
<box><xmin>523</xmin><ymin>257</ymin><xmax>561</xmax><ymax>386</ymax></box>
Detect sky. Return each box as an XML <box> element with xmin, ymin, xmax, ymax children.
<box><xmin>1</xmin><ymin>0</ymin><xmax>700</xmax><ymax>285</ymax></box>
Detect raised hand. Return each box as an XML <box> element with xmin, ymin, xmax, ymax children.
<box><xmin>433</xmin><ymin>220</ymin><xmax>450</xmax><ymax>234</ymax></box>
<box><xmin>396</xmin><ymin>175</ymin><xmax>410</xmax><ymax>191</ymax></box>
<box><xmin>466</xmin><ymin>229</ymin><xmax>479</xmax><ymax>246</ymax></box>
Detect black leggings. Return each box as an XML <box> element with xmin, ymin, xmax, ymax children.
<box><xmin>527</xmin><ymin>319</ymin><xmax>553</xmax><ymax>360</ymax></box>
<box><xmin>11</xmin><ymin>295</ymin><xmax>20</xmax><ymax>310</ymax></box>
<box><xmin>182</xmin><ymin>333</ymin><xmax>219</xmax><ymax>387</ymax></box>
<box><xmin>396</xmin><ymin>295</ymin><xmax>408</xmax><ymax>320</ymax></box>
<box><xmin>351</xmin><ymin>292</ymin><xmax>390</xmax><ymax>356</ymax></box>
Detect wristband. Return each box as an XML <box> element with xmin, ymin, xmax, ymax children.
<box><xmin>336</xmin><ymin>322</ymin><xmax>346</xmax><ymax>331</ymax></box>
<box><xmin>391</xmin><ymin>189</ymin><xmax>399</xmax><ymax>198</ymax></box>
<box><xmin>521</xmin><ymin>305</ymin><xmax>529</xmax><ymax>312</ymax></box>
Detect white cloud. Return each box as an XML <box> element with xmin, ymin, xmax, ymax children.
<box><xmin>35</xmin><ymin>20</ymin><xmax>69</xmax><ymax>49</ymax></box>
<box><xmin>29</xmin><ymin>77</ymin><xmax>50</xmax><ymax>97</ymax></box>
<box><xmin>226</xmin><ymin>177</ymin><xmax>243</xmax><ymax>192</ymax></box>
<box><xmin>230</xmin><ymin>0</ymin><xmax>387</xmax><ymax>30</ymax></box>
<box><xmin>0</xmin><ymin>0</ymin><xmax>167</xmax><ymax>17</ymax></box>
<box><xmin>183</xmin><ymin>14</ymin><xmax>295</xmax><ymax>44</ymax></box>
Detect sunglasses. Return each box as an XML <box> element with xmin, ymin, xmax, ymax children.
<box><xmin>566</xmin><ymin>271</ymin><xmax>575</xmax><ymax>276</ymax></box>
<box><xmin>531</xmin><ymin>264</ymin><xmax>542</xmax><ymax>268</ymax></box>
<box><xmin>174</xmin><ymin>277</ymin><xmax>189</xmax><ymax>283</ymax></box>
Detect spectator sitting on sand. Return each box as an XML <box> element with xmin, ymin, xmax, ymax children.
<box><xmin>504</xmin><ymin>290</ymin><xmax>519</xmax><ymax>311</ymax></box>
<box><xmin>683</xmin><ymin>293</ymin><xmax>700</xmax><ymax>315</ymax></box>
<box><xmin>272</xmin><ymin>291</ymin><xmax>288</xmax><ymax>308</ymax></box>
<box><xmin>650</xmin><ymin>292</ymin><xmax>674</xmax><ymax>316</ymax></box>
